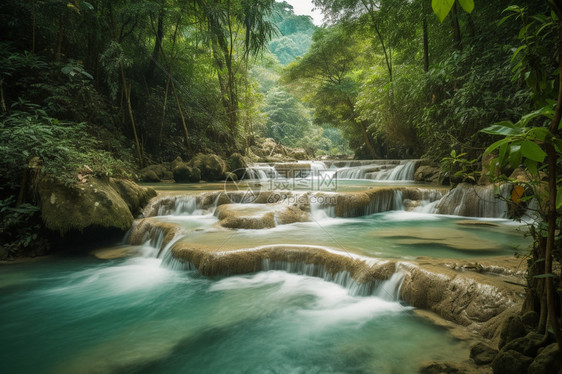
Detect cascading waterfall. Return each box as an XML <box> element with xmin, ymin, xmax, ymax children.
<box><xmin>245</xmin><ymin>160</ymin><xmax>419</xmax><ymax>182</ymax></box>
<box><xmin>433</xmin><ymin>183</ymin><xmax>511</xmax><ymax>218</ymax></box>
<box><xmin>261</xmin><ymin>259</ymin><xmax>398</xmax><ymax>297</ymax></box>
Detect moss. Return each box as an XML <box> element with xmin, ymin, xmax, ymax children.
<box><xmin>173</xmin><ymin>163</ymin><xmax>193</xmax><ymax>183</ymax></box>
<box><xmin>37</xmin><ymin>177</ymin><xmax>155</xmax><ymax>234</ymax></box>
<box><xmin>109</xmin><ymin>178</ymin><xmax>157</xmax><ymax>215</ymax></box>
<box><xmin>227</xmin><ymin>153</ymin><xmax>247</xmax><ymax>179</ymax></box>
<box><xmin>189</xmin><ymin>154</ymin><xmax>227</xmax><ymax>181</ymax></box>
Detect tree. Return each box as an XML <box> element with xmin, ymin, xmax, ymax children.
<box><xmin>284</xmin><ymin>26</ymin><xmax>379</xmax><ymax>158</ymax></box>
<box><xmin>196</xmin><ymin>0</ymin><xmax>276</xmax><ymax>146</ymax></box>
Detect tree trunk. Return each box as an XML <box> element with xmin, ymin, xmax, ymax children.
<box><xmin>171</xmin><ymin>79</ymin><xmax>192</xmax><ymax>154</ymax></box>
<box><xmin>122</xmin><ymin>75</ymin><xmax>143</xmax><ymax>168</ymax></box>
<box><xmin>31</xmin><ymin>0</ymin><xmax>36</xmax><ymax>53</ymax></box>
<box><xmin>423</xmin><ymin>14</ymin><xmax>429</xmax><ymax>73</ymax></box>
<box><xmin>359</xmin><ymin>121</ymin><xmax>379</xmax><ymax>159</ymax></box>
<box><xmin>450</xmin><ymin>2</ymin><xmax>462</xmax><ymax>50</ymax></box>
<box><xmin>146</xmin><ymin>7</ymin><xmax>165</xmax><ymax>84</ymax></box>
<box><xmin>56</xmin><ymin>15</ymin><xmax>64</xmax><ymax>60</ymax></box>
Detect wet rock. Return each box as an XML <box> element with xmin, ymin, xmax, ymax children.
<box><xmin>527</xmin><ymin>343</ymin><xmax>562</xmax><ymax>374</ymax></box>
<box><xmin>498</xmin><ymin>315</ymin><xmax>526</xmax><ymax>349</ymax></box>
<box><xmin>419</xmin><ymin>360</ymin><xmax>479</xmax><ymax>373</ymax></box>
<box><xmin>434</xmin><ymin>183</ymin><xmax>509</xmax><ymax>218</ymax></box>
<box><xmin>520</xmin><ymin>311</ymin><xmax>539</xmax><ymax>329</ymax></box>
<box><xmin>491</xmin><ymin>349</ymin><xmax>532</xmax><ymax>374</ymax></box>
<box><xmin>470</xmin><ymin>342</ymin><xmax>497</xmax><ymax>365</ymax></box>
<box><xmin>414</xmin><ymin>165</ymin><xmax>442</xmax><ymax>184</ymax></box>
<box><xmin>189</xmin><ymin>154</ymin><xmax>227</xmax><ymax>181</ymax></box>
<box><xmin>400</xmin><ymin>262</ymin><xmax>523</xmax><ymax>333</ymax></box>
<box><xmin>109</xmin><ymin>178</ymin><xmax>157</xmax><ymax>216</ymax></box>
<box><xmin>37</xmin><ymin>177</ymin><xmax>155</xmax><ymax>234</ymax></box>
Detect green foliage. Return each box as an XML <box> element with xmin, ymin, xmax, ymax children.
<box><xmin>0</xmin><ymin>104</ymin><xmax>132</xmax><ymax>190</ymax></box>
<box><xmin>269</xmin><ymin>2</ymin><xmax>317</xmax><ymax>64</ymax></box>
<box><xmin>0</xmin><ymin>196</ymin><xmax>41</xmax><ymax>257</ymax></box>
<box><xmin>440</xmin><ymin>149</ymin><xmax>479</xmax><ymax>185</ymax></box>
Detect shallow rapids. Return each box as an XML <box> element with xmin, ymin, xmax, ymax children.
<box><xmin>0</xmin><ymin>257</ymin><xmax>468</xmax><ymax>373</ymax></box>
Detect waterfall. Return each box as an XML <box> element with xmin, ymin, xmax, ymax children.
<box><xmin>335</xmin><ymin>160</ymin><xmax>418</xmax><ymax>181</ymax></box>
<box><xmin>245</xmin><ymin>164</ymin><xmax>279</xmax><ymax>180</ymax></box>
<box><xmin>433</xmin><ymin>183</ymin><xmax>510</xmax><ymax>218</ymax></box>
<box><xmin>246</xmin><ymin>160</ymin><xmax>419</xmax><ymax>183</ymax></box>
<box><xmin>374</xmin><ymin>272</ymin><xmax>405</xmax><ymax>301</ymax></box>
<box><xmin>261</xmin><ymin>259</ymin><xmax>404</xmax><ymax>299</ymax></box>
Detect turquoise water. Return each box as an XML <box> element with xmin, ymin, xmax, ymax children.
<box><xmin>167</xmin><ymin>210</ymin><xmax>528</xmax><ymax>259</ymax></box>
<box><xmin>0</xmin><ymin>256</ymin><xmax>468</xmax><ymax>374</ymax></box>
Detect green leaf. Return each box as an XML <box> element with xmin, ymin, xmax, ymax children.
<box><xmin>458</xmin><ymin>0</ymin><xmax>474</xmax><ymax>14</ymax></box>
<box><xmin>484</xmin><ymin>138</ymin><xmax>510</xmax><ymax>154</ymax></box>
<box><xmin>509</xmin><ymin>144</ymin><xmax>522</xmax><ymax>168</ymax></box>
<box><xmin>481</xmin><ymin>122</ymin><xmax>523</xmax><ymax>136</ymax></box>
<box><xmin>527</xmin><ymin>127</ymin><xmax>551</xmax><ymax>142</ymax></box>
<box><xmin>525</xmin><ymin>159</ymin><xmax>538</xmax><ymax>175</ymax></box>
<box><xmin>557</xmin><ymin>187</ymin><xmax>562</xmax><ymax>210</ymax></box>
<box><xmin>499</xmin><ymin>142</ymin><xmax>508</xmax><ymax>164</ymax></box>
<box><xmin>533</xmin><ymin>273</ymin><xmax>557</xmax><ymax>279</ymax></box>
<box><xmin>82</xmin><ymin>1</ymin><xmax>94</xmax><ymax>11</ymax></box>
<box><xmin>432</xmin><ymin>0</ymin><xmax>455</xmax><ymax>22</ymax></box>
<box><xmin>520</xmin><ymin>140</ymin><xmax>546</xmax><ymax>162</ymax></box>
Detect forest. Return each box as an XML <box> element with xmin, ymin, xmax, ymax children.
<box><xmin>1</xmin><ymin>0</ymin><xmax>562</xmax><ymax>373</ymax></box>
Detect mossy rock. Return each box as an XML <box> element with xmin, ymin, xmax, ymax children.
<box><xmin>227</xmin><ymin>153</ymin><xmax>247</xmax><ymax>179</ymax></box>
<box><xmin>139</xmin><ymin>169</ymin><xmax>160</xmax><ymax>182</ymax></box>
<box><xmin>139</xmin><ymin>164</ymin><xmax>173</xmax><ymax>181</ymax></box>
<box><xmin>191</xmin><ymin>167</ymin><xmax>201</xmax><ymax>182</ymax></box>
<box><xmin>109</xmin><ymin>178</ymin><xmax>157</xmax><ymax>215</ymax></box>
<box><xmin>173</xmin><ymin>163</ymin><xmax>201</xmax><ymax>183</ymax></box>
<box><xmin>189</xmin><ymin>154</ymin><xmax>226</xmax><ymax>181</ymax></box>
<box><xmin>37</xmin><ymin>177</ymin><xmax>155</xmax><ymax>234</ymax></box>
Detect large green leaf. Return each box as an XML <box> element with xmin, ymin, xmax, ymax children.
<box><xmin>432</xmin><ymin>0</ymin><xmax>455</xmax><ymax>22</ymax></box>
<box><xmin>521</xmin><ymin>140</ymin><xmax>546</xmax><ymax>162</ymax></box>
<box><xmin>458</xmin><ymin>0</ymin><xmax>474</xmax><ymax>13</ymax></box>
<box><xmin>557</xmin><ymin>187</ymin><xmax>562</xmax><ymax>210</ymax></box>
<box><xmin>481</xmin><ymin>122</ymin><xmax>523</xmax><ymax>136</ymax></box>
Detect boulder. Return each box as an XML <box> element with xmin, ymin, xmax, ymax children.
<box><xmin>173</xmin><ymin>163</ymin><xmax>201</xmax><ymax>183</ymax></box>
<box><xmin>414</xmin><ymin>164</ymin><xmax>442</xmax><ymax>184</ymax></box>
<box><xmin>37</xmin><ymin>177</ymin><xmax>156</xmax><ymax>234</ymax></box>
<box><xmin>491</xmin><ymin>349</ymin><xmax>532</xmax><ymax>374</ymax></box>
<box><xmin>498</xmin><ymin>315</ymin><xmax>527</xmax><ymax>349</ymax></box>
<box><xmin>109</xmin><ymin>178</ymin><xmax>157</xmax><ymax>215</ymax></box>
<box><xmin>227</xmin><ymin>153</ymin><xmax>247</xmax><ymax>179</ymax></box>
<box><xmin>527</xmin><ymin>343</ymin><xmax>562</xmax><ymax>374</ymax></box>
<box><xmin>502</xmin><ymin>332</ymin><xmax>546</xmax><ymax>357</ymax></box>
<box><xmin>139</xmin><ymin>164</ymin><xmax>173</xmax><ymax>182</ymax></box>
<box><xmin>189</xmin><ymin>154</ymin><xmax>227</xmax><ymax>181</ymax></box>
<box><xmin>470</xmin><ymin>342</ymin><xmax>498</xmax><ymax>365</ymax></box>
<box><xmin>419</xmin><ymin>360</ymin><xmax>478</xmax><ymax>373</ymax></box>
<box><xmin>139</xmin><ymin>168</ymin><xmax>160</xmax><ymax>182</ymax></box>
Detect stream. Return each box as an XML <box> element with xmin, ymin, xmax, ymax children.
<box><xmin>0</xmin><ymin>160</ymin><xmax>530</xmax><ymax>373</ymax></box>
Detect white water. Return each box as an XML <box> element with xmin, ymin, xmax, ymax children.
<box><xmin>246</xmin><ymin>160</ymin><xmax>418</xmax><ymax>183</ymax></box>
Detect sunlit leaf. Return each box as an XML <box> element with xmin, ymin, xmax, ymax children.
<box><xmin>458</xmin><ymin>0</ymin><xmax>474</xmax><ymax>14</ymax></box>
<box><xmin>432</xmin><ymin>0</ymin><xmax>455</xmax><ymax>22</ymax></box>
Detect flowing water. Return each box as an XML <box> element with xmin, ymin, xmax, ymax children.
<box><xmin>0</xmin><ymin>257</ymin><xmax>469</xmax><ymax>374</ymax></box>
<box><xmin>0</xmin><ymin>160</ymin><xmax>530</xmax><ymax>373</ymax></box>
